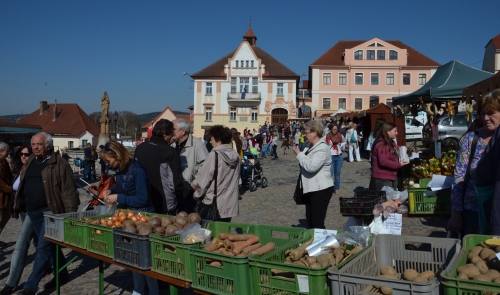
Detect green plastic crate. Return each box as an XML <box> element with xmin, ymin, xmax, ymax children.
<box><xmin>408</xmin><ymin>187</ymin><xmax>452</xmax><ymax>214</ymax></box>
<box><xmin>151</xmin><ymin>234</ymin><xmax>202</xmax><ymax>281</ymax></box>
<box><xmin>419</xmin><ymin>178</ymin><xmax>432</xmax><ymax>187</ymax></box>
<box><xmin>249</xmin><ymin>229</ymin><xmax>371</xmax><ymax>295</ymax></box>
<box><xmin>64</xmin><ymin>212</ymin><xmax>112</xmax><ymax>249</ymax></box>
<box><xmin>189</xmin><ymin>222</ymin><xmax>305</xmax><ymax>295</ymax></box>
<box><xmin>441</xmin><ymin>235</ymin><xmax>500</xmax><ymax>295</ymax></box>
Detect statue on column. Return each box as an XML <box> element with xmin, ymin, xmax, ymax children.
<box><xmin>101</xmin><ymin>91</ymin><xmax>110</xmax><ymax>121</ymax></box>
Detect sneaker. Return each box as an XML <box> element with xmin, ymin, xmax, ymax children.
<box><xmin>43</xmin><ymin>276</ymin><xmax>70</xmax><ymax>290</ymax></box>
<box><xmin>0</xmin><ymin>286</ymin><xmax>14</xmax><ymax>295</ymax></box>
<box><xmin>16</xmin><ymin>290</ymin><xmax>35</xmax><ymax>295</ymax></box>
<box><xmin>356</xmin><ymin>160</ymin><xmax>363</xmax><ymax>162</ymax></box>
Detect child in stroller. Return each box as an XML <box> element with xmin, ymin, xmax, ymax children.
<box><xmin>241</xmin><ymin>152</ymin><xmax>268</xmax><ymax>192</ymax></box>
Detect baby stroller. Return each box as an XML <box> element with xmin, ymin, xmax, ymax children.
<box><xmin>241</xmin><ymin>152</ymin><xmax>268</xmax><ymax>192</ymax></box>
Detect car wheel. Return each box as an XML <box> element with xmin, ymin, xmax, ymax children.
<box><xmin>441</xmin><ymin>138</ymin><xmax>459</xmax><ymax>152</ymax></box>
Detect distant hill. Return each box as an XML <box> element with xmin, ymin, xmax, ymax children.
<box><xmin>0</xmin><ymin>114</ymin><xmax>25</xmax><ymax>121</ymax></box>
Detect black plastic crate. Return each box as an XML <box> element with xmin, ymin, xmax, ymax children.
<box><xmin>339</xmin><ymin>190</ymin><xmax>386</xmax><ymax>217</ymax></box>
<box><xmin>113</xmin><ymin>228</ymin><xmax>152</xmax><ymax>270</ymax></box>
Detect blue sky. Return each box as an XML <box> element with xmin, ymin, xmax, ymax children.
<box><xmin>1</xmin><ymin>0</ymin><xmax>499</xmax><ymax>116</ymax></box>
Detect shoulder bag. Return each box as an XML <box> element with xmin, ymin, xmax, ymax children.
<box><xmin>293</xmin><ymin>143</ymin><xmax>322</xmax><ymax>205</ymax></box>
<box><xmin>194</xmin><ymin>152</ymin><xmax>221</xmax><ymax>221</ymax></box>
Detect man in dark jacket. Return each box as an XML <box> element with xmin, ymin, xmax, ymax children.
<box><xmin>13</xmin><ymin>132</ymin><xmax>78</xmax><ymax>295</ymax></box>
<box><xmin>134</xmin><ymin>119</ymin><xmax>184</xmax><ymax>215</ymax></box>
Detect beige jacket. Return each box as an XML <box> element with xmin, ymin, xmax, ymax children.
<box><xmin>172</xmin><ymin>134</ymin><xmax>208</xmax><ymax>197</ymax></box>
<box><xmin>194</xmin><ymin>144</ymin><xmax>240</xmax><ymax>218</ymax></box>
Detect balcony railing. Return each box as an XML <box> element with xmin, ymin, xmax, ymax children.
<box><xmin>227</xmin><ymin>92</ymin><xmax>261</xmax><ymax>107</ymax></box>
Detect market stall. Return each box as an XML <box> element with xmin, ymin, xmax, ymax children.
<box><xmin>357</xmin><ymin>103</ymin><xmax>406</xmax><ymax>147</ymax></box>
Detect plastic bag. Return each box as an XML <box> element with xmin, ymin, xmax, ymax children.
<box><xmin>348</xmin><ymin>226</ymin><xmax>371</xmax><ymax>247</ymax></box>
<box><xmin>399</xmin><ymin>146</ymin><xmax>409</xmax><ymax>163</ymax></box>
<box><xmin>382</xmin><ymin>186</ymin><xmax>408</xmax><ymax>202</ymax></box>
<box><xmin>178</xmin><ymin>223</ymin><xmax>212</xmax><ymax>244</ymax></box>
<box><xmin>372</xmin><ymin>204</ymin><xmax>384</xmax><ymax>217</ymax></box>
<box><xmin>369</xmin><ymin>215</ymin><xmax>386</xmax><ymax>235</ymax></box>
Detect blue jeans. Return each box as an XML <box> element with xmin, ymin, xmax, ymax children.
<box><xmin>83</xmin><ymin>160</ymin><xmax>89</xmax><ymax>178</ymax></box>
<box><xmin>5</xmin><ymin>213</ymin><xmax>37</xmax><ymax>288</ymax></box>
<box><xmin>330</xmin><ymin>155</ymin><xmax>344</xmax><ymax>191</ymax></box>
<box><xmin>132</xmin><ymin>273</ymin><xmax>159</xmax><ymax>295</ymax></box>
<box><xmin>24</xmin><ymin>208</ymin><xmax>68</xmax><ymax>292</ymax></box>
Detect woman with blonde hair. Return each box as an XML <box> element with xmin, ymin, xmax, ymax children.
<box><xmin>101</xmin><ymin>140</ymin><xmax>158</xmax><ymax>295</ymax></box>
<box><xmin>293</xmin><ymin>120</ymin><xmax>334</xmax><ymax>229</ymax></box>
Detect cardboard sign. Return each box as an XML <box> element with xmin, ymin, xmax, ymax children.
<box><xmin>383</xmin><ymin>213</ymin><xmax>403</xmax><ymax>235</ymax></box>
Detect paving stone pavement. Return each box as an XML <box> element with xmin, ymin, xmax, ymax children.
<box><xmin>0</xmin><ymin>145</ymin><xmax>448</xmax><ymax>294</ymax></box>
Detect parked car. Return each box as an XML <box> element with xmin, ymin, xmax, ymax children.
<box><xmin>423</xmin><ymin>112</ymin><xmax>478</xmax><ymax>151</ymax></box>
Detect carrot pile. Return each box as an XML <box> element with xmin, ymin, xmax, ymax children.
<box><xmin>203</xmin><ymin>233</ymin><xmax>276</xmax><ymax>266</ymax></box>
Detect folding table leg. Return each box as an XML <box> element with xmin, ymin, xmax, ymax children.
<box><xmin>169</xmin><ymin>285</ymin><xmax>179</xmax><ymax>295</ymax></box>
<box><xmin>99</xmin><ymin>260</ymin><xmax>104</xmax><ymax>295</ymax></box>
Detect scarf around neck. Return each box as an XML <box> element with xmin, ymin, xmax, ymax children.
<box><xmin>326</xmin><ymin>132</ymin><xmax>342</xmax><ymax>152</ymax></box>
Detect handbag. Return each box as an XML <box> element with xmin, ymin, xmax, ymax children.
<box><xmin>293</xmin><ymin>146</ymin><xmax>316</xmax><ymax>205</ymax></box>
<box><xmin>194</xmin><ymin>152</ymin><xmax>221</xmax><ymax>221</ymax></box>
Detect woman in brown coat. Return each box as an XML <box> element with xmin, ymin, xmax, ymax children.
<box><xmin>0</xmin><ymin>142</ymin><xmax>13</xmax><ymax>238</ymax></box>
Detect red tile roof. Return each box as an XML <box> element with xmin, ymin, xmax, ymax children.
<box><xmin>141</xmin><ymin>106</ymin><xmax>193</xmax><ymax>129</ymax></box>
<box><xmin>191</xmin><ymin>46</ymin><xmax>299</xmax><ymax>78</ymax></box>
<box><xmin>244</xmin><ymin>27</ymin><xmax>256</xmax><ymax>38</ymax></box>
<box><xmin>310</xmin><ymin>40</ymin><xmax>440</xmax><ymax>67</ymax></box>
<box><xmin>16</xmin><ymin>103</ymin><xmax>100</xmax><ymax>137</ymax></box>
<box><xmin>489</xmin><ymin>34</ymin><xmax>500</xmax><ymax>48</ymax></box>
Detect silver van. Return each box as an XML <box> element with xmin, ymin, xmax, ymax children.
<box><xmin>423</xmin><ymin>112</ymin><xmax>478</xmax><ymax>151</ymax></box>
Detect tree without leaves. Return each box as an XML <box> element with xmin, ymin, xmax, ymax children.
<box><xmin>88</xmin><ymin>112</ymin><xmax>102</xmax><ymax>124</ymax></box>
<box><xmin>110</xmin><ymin>110</ymin><xmax>141</xmax><ymax>138</ymax></box>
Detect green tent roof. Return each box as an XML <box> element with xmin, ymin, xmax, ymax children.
<box><xmin>393</xmin><ymin>60</ymin><xmax>493</xmax><ymax>105</ymax></box>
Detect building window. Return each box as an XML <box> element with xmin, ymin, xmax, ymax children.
<box><xmin>323</xmin><ymin>73</ymin><xmax>331</xmax><ymax>85</ymax></box>
<box><xmin>339</xmin><ymin>98</ymin><xmax>346</xmax><ymax>109</ymax></box>
<box><xmin>231</xmin><ymin>78</ymin><xmax>237</xmax><ymax>93</ymax></box>
<box><xmin>367</xmin><ymin>50</ymin><xmax>375</xmax><ymax>60</ymax></box>
<box><xmin>246</xmin><ymin>60</ymin><xmax>249</xmax><ymax>67</ymax></box>
<box><xmin>355</xmin><ymin>73</ymin><xmax>363</xmax><ymax>85</ymax></box>
<box><xmin>323</xmin><ymin>98</ymin><xmax>331</xmax><ymax>110</ymax></box>
<box><xmin>419</xmin><ymin>73</ymin><xmax>427</xmax><ymax>85</ymax></box>
<box><xmin>240</xmin><ymin>77</ymin><xmax>249</xmax><ymax>92</ymax></box>
<box><xmin>389</xmin><ymin>50</ymin><xmax>398</xmax><ymax>60</ymax></box>
<box><xmin>82</xmin><ymin>139</ymin><xmax>88</xmax><ymax>147</ymax></box>
<box><xmin>354</xmin><ymin>50</ymin><xmax>363</xmax><ymax>60</ymax></box>
<box><xmin>252</xmin><ymin>78</ymin><xmax>258</xmax><ymax>93</ymax></box>
<box><xmin>206</xmin><ymin>82</ymin><xmax>212</xmax><ymax>95</ymax></box>
<box><xmin>339</xmin><ymin>73</ymin><xmax>347</xmax><ymax>85</ymax></box>
<box><xmin>403</xmin><ymin>73</ymin><xmax>411</xmax><ymax>85</ymax></box>
<box><xmin>230</xmin><ymin>108</ymin><xmax>236</xmax><ymax>121</ymax></box>
<box><xmin>386</xmin><ymin>73</ymin><xmax>394</xmax><ymax>85</ymax></box>
<box><xmin>277</xmin><ymin>83</ymin><xmax>284</xmax><ymax>95</ymax></box>
<box><xmin>371</xmin><ymin>73</ymin><xmax>379</xmax><ymax>85</ymax></box>
<box><xmin>68</xmin><ymin>141</ymin><xmax>74</xmax><ymax>149</ymax></box>
<box><xmin>251</xmin><ymin>108</ymin><xmax>258</xmax><ymax>121</ymax></box>
<box><xmin>251</xmin><ymin>60</ymin><xmax>254</xmax><ymax>68</ymax></box>
<box><xmin>205</xmin><ymin>107</ymin><xmax>212</xmax><ymax>121</ymax></box>
<box><xmin>386</xmin><ymin>98</ymin><xmax>393</xmax><ymax>108</ymax></box>
<box><xmin>355</xmin><ymin>98</ymin><xmax>363</xmax><ymax>110</ymax></box>
<box><xmin>377</xmin><ymin>50</ymin><xmax>385</xmax><ymax>60</ymax></box>
<box><xmin>235</xmin><ymin>61</ymin><xmax>239</xmax><ymax>68</ymax></box>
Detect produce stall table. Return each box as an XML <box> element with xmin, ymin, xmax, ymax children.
<box><xmin>45</xmin><ymin>237</ymin><xmax>211</xmax><ymax>295</ymax></box>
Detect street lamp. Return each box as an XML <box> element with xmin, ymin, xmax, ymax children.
<box><xmin>113</xmin><ymin>111</ymin><xmax>119</xmax><ymax>140</ymax></box>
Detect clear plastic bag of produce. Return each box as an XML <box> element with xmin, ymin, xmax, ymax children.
<box><xmin>177</xmin><ymin>223</ymin><xmax>212</xmax><ymax>244</ymax></box>
<box><xmin>399</xmin><ymin>146</ymin><xmax>409</xmax><ymax>163</ymax></box>
<box><xmin>382</xmin><ymin>186</ymin><xmax>408</xmax><ymax>202</ymax></box>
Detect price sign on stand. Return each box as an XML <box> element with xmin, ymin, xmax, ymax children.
<box><xmin>383</xmin><ymin>213</ymin><xmax>403</xmax><ymax>235</ymax></box>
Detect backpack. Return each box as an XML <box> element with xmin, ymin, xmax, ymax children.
<box><xmin>350</xmin><ymin>131</ymin><xmax>357</xmax><ymax>143</ymax></box>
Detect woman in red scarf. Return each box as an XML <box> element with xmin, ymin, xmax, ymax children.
<box><xmin>325</xmin><ymin>124</ymin><xmax>344</xmax><ymax>194</ymax></box>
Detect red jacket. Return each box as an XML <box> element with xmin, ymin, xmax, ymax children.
<box><xmin>371</xmin><ymin>139</ymin><xmax>400</xmax><ymax>180</ymax></box>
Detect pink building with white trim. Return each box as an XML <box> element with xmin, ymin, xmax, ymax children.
<box><xmin>309</xmin><ymin>38</ymin><xmax>440</xmax><ymax>117</ymax></box>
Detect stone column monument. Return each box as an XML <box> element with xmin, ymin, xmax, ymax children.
<box><xmin>97</xmin><ymin>91</ymin><xmax>111</xmax><ymax>147</ymax></box>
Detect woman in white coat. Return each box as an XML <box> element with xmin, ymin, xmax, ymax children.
<box><xmin>293</xmin><ymin>121</ymin><xmax>334</xmax><ymax>229</ymax></box>
<box><xmin>345</xmin><ymin>122</ymin><xmax>362</xmax><ymax>162</ymax></box>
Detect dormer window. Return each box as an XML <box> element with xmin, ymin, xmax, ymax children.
<box><xmin>354</xmin><ymin>50</ymin><xmax>363</xmax><ymax>60</ymax></box>
<box><xmin>389</xmin><ymin>50</ymin><xmax>398</xmax><ymax>60</ymax></box>
<box><xmin>377</xmin><ymin>50</ymin><xmax>385</xmax><ymax>60</ymax></box>
<box><xmin>251</xmin><ymin>60</ymin><xmax>254</xmax><ymax>68</ymax></box>
<box><xmin>246</xmin><ymin>60</ymin><xmax>249</xmax><ymax>67</ymax></box>
<box><xmin>367</xmin><ymin>50</ymin><xmax>375</xmax><ymax>60</ymax></box>
<box><xmin>235</xmin><ymin>61</ymin><xmax>239</xmax><ymax>68</ymax></box>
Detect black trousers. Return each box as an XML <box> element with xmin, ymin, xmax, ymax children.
<box><xmin>369</xmin><ymin>177</ymin><xmax>397</xmax><ymax>191</ymax></box>
<box><xmin>272</xmin><ymin>145</ymin><xmax>278</xmax><ymax>159</ymax></box>
<box><xmin>305</xmin><ymin>186</ymin><xmax>334</xmax><ymax>229</ymax></box>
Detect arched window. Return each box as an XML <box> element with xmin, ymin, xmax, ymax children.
<box><xmin>354</xmin><ymin>50</ymin><xmax>363</xmax><ymax>60</ymax></box>
<box><xmin>389</xmin><ymin>50</ymin><xmax>398</xmax><ymax>60</ymax></box>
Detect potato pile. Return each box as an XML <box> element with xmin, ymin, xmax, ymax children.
<box><xmin>456</xmin><ymin>239</ymin><xmax>500</xmax><ymax>283</ymax></box>
<box><xmin>203</xmin><ymin>233</ymin><xmax>276</xmax><ymax>265</ymax></box>
<box><xmin>88</xmin><ymin>210</ymin><xmax>149</xmax><ymax>228</ymax></box>
<box><xmin>282</xmin><ymin>237</ymin><xmax>363</xmax><ymax>269</ymax></box>
<box><xmin>372</xmin><ymin>266</ymin><xmax>435</xmax><ymax>295</ymax></box>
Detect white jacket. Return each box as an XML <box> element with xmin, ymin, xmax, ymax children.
<box><xmin>345</xmin><ymin>128</ymin><xmax>359</xmax><ymax>146</ymax></box>
<box><xmin>296</xmin><ymin>139</ymin><xmax>334</xmax><ymax>194</ymax></box>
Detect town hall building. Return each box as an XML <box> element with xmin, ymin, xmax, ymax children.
<box><xmin>189</xmin><ymin>27</ymin><xmax>299</xmax><ymax>136</ymax></box>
